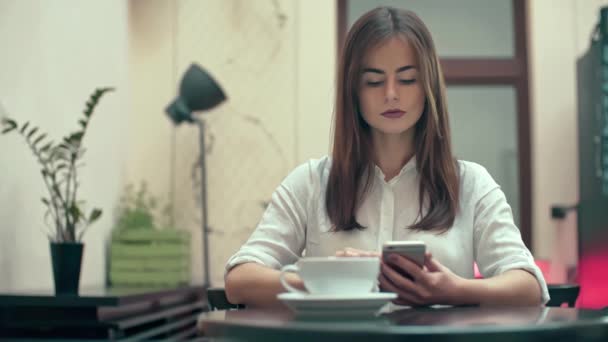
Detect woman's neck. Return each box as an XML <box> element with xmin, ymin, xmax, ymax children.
<box><xmin>371</xmin><ymin>130</ymin><xmax>415</xmax><ymax>182</ymax></box>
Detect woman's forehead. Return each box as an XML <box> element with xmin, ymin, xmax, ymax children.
<box><xmin>362</xmin><ymin>35</ymin><xmax>418</xmax><ymax>69</ymax></box>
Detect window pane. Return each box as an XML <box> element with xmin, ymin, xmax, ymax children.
<box><xmin>447</xmin><ymin>86</ymin><xmax>520</xmax><ymax>226</ymax></box>
<box><xmin>347</xmin><ymin>0</ymin><xmax>514</xmax><ymax>58</ymax></box>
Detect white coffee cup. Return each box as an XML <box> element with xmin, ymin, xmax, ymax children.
<box><xmin>279</xmin><ymin>257</ymin><xmax>380</xmax><ymax>295</ymax></box>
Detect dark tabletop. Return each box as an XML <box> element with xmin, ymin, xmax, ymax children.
<box><xmin>0</xmin><ymin>285</ymin><xmax>205</xmax><ymax>307</ymax></box>
<box><xmin>0</xmin><ymin>285</ymin><xmax>207</xmax><ymax>339</ymax></box>
<box><xmin>198</xmin><ymin>306</ymin><xmax>608</xmax><ymax>342</ymax></box>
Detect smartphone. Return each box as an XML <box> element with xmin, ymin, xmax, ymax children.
<box><xmin>382</xmin><ymin>240</ymin><xmax>426</xmax><ymax>267</ymax></box>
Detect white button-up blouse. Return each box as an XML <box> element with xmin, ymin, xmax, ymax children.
<box><xmin>225</xmin><ymin>156</ymin><xmax>550</xmax><ymax>304</ymax></box>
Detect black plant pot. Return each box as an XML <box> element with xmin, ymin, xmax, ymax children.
<box><xmin>50</xmin><ymin>242</ymin><xmax>84</xmax><ymax>295</ymax></box>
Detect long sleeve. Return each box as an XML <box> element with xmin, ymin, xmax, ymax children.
<box><xmin>472</xmin><ymin>171</ymin><xmax>550</xmax><ymax>304</ymax></box>
<box><xmin>224</xmin><ymin>161</ymin><xmax>314</xmax><ymax>275</ymax></box>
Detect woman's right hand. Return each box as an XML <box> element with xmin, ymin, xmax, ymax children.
<box><xmin>335</xmin><ymin>247</ymin><xmax>380</xmax><ymax>257</ymax></box>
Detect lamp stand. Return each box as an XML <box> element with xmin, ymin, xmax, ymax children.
<box><xmin>195</xmin><ymin>116</ymin><xmax>210</xmax><ymax>288</ymax></box>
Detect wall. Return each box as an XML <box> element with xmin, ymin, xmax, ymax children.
<box><xmin>4</xmin><ymin>0</ymin><xmax>599</xmax><ymax>289</ymax></box>
<box><xmin>0</xmin><ymin>0</ymin><xmax>130</xmax><ymax>290</ymax></box>
<box><xmin>528</xmin><ymin>0</ymin><xmax>608</xmax><ymax>259</ymax></box>
<box><xmin>126</xmin><ymin>0</ymin><xmax>336</xmax><ymax>285</ymax></box>
<box><xmin>0</xmin><ymin>0</ymin><xmax>336</xmax><ymax>290</ymax></box>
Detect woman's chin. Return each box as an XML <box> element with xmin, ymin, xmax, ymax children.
<box><xmin>371</xmin><ymin>125</ymin><xmax>415</xmax><ymax>137</ymax></box>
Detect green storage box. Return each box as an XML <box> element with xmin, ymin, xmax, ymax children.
<box><xmin>109</xmin><ymin>229</ymin><xmax>191</xmax><ymax>287</ymax></box>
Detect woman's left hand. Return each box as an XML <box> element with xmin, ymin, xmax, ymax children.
<box><xmin>335</xmin><ymin>247</ymin><xmax>380</xmax><ymax>258</ymax></box>
<box><xmin>379</xmin><ymin>252</ymin><xmax>466</xmax><ymax>306</ymax></box>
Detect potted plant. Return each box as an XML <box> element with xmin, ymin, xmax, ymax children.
<box><xmin>109</xmin><ymin>182</ymin><xmax>191</xmax><ymax>288</ymax></box>
<box><xmin>1</xmin><ymin>87</ymin><xmax>114</xmax><ymax>294</ymax></box>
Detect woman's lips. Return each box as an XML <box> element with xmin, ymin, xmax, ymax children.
<box><xmin>381</xmin><ymin>110</ymin><xmax>405</xmax><ymax>118</ymax></box>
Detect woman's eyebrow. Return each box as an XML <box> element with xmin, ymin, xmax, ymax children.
<box><xmin>362</xmin><ymin>65</ymin><xmax>416</xmax><ymax>74</ymax></box>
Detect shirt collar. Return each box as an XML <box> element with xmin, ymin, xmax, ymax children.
<box><xmin>373</xmin><ymin>156</ymin><xmax>417</xmax><ymax>184</ymax></box>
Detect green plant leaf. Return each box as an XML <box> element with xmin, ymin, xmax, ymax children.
<box><xmin>83</xmin><ymin>87</ymin><xmax>114</xmax><ymax>117</ymax></box>
<box><xmin>69</xmin><ymin>204</ymin><xmax>82</xmax><ymax>223</ymax></box>
<box><xmin>57</xmin><ymin>142</ymin><xmax>70</xmax><ymax>150</ymax></box>
<box><xmin>67</xmin><ymin>131</ymin><xmax>84</xmax><ymax>143</ymax></box>
<box><xmin>40</xmin><ymin>142</ymin><xmax>53</xmax><ymax>152</ymax></box>
<box><xmin>1</xmin><ymin>117</ymin><xmax>17</xmax><ymax>127</ymax></box>
<box><xmin>20</xmin><ymin>121</ymin><xmax>29</xmax><ymax>134</ymax></box>
<box><xmin>54</xmin><ymin>144</ymin><xmax>71</xmax><ymax>161</ymax></box>
<box><xmin>51</xmin><ymin>184</ymin><xmax>62</xmax><ymax>197</ymax></box>
<box><xmin>88</xmin><ymin>208</ymin><xmax>102</xmax><ymax>224</ymax></box>
<box><xmin>5</xmin><ymin>87</ymin><xmax>115</xmax><ymax>241</ymax></box>
<box><xmin>27</xmin><ymin>127</ymin><xmax>38</xmax><ymax>139</ymax></box>
<box><xmin>33</xmin><ymin>133</ymin><xmax>47</xmax><ymax>146</ymax></box>
<box><xmin>1</xmin><ymin>118</ymin><xmax>18</xmax><ymax>134</ymax></box>
<box><xmin>84</xmin><ymin>103</ymin><xmax>93</xmax><ymax>117</ymax></box>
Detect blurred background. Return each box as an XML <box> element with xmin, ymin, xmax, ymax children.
<box><xmin>0</xmin><ymin>0</ymin><xmax>606</xmax><ymax>307</ymax></box>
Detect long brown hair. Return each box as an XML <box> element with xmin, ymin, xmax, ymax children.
<box><xmin>326</xmin><ymin>6</ymin><xmax>459</xmax><ymax>233</ymax></box>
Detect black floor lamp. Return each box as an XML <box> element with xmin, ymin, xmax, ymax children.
<box><xmin>165</xmin><ymin>63</ymin><xmax>227</xmax><ymax>288</ymax></box>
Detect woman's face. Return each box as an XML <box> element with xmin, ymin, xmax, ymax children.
<box><xmin>358</xmin><ymin>36</ymin><xmax>425</xmax><ymax>138</ymax></box>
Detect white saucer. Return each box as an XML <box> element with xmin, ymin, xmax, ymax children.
<box><xmin>277</xmin><ymin>292</ymin><xmax>397</xmax><ymax>318</ymax></box>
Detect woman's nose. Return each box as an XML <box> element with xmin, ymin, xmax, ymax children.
<box><xmin>384</xmin><ymin>79</ymin><xmax>399</xmax><ymax>102</ymax></box>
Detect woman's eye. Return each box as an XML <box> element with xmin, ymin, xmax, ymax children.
<box><xmin>366</xmin><ymin>81</ymin><xmax>383</xmax><ymax>87</ymax></box>
<box><xmin>365</xmin><ymin>79</ymin><xmax>416</xmax><ymax>87</ymax></box>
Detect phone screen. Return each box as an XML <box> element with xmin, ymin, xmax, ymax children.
<box><xmin>382</xmin><ymin>242</ymin><xmax>426</xmax><ymax>267</ymax></box>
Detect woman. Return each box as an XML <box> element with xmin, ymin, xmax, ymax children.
<box><xmin>224</xmin><ymin>6</ymin><xmax>549</xmax><ymax>308</ymax></box>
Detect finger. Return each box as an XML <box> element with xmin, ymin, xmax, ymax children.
<box><xmin>394</xmin><ymin>298</ymin><xmax>429</xmax><ymax>308</ymax></box>
<box><xmin>425</xmin><ymin>252</ymin><xmax>433</xmax><ymax>262</ymax></box>
<box><xmin>393</xmin><ymin>298</ymin><xmax>415</xmax><ymax>306</ymax></box>
<box><xmin>382</xmin><ymin>262</ymin><xmax>433</xmax><ymax>302</ymax></box>
<box><xmin>379</xmin><ymin>273</ymin><xmax>421</xmax><ymax>304</ymax></box>
<box><xmin>422</xmin><ymin>252</ymin><xmax>433</xmax><ymax>272</ymax></box>
<box><xmin>345</xmin><ymin>249</ymin><xmax>360</xmax><ymax>257</ymax></box>
<box><xmin>378</xmin><ymin>273</ymin><xmax>422</xmax><ymax>305</ymax></box>
<box><xmin>335</xmin><ymin>250</ymin><xmax>345</xmax><ymax>257</ymax></box>
<box><xmin>424</xmin><ymin>255</ymin><xmax>444</xmax><ymax>273</ymax></box>
<box><xmin>381</xmin><ymin>262</ymin><xmax>423</xmax><ymax>297</ymax></box>
<box><xmin>344</xmin><ymin>247</ymin><xmax>361</xmax><ymax>257</ymax></box>
<box><xmin>386</xmin><ymin>254</ymin><xmax>425</xmax><ymax>281</ymax></box>
<box><xmin>360</xmin><ymin>251</ymin><xmax>381</xmax><ymax>257</ymax></box>
<box><xmin>344</xmin><ymin>247</ymin><xmax>380</xmax><ymax>258</ymax></box>
<box><xmin>393</xmin><ymin>297</ymin><xmax>425</xmax><ymax>306</ymax></box>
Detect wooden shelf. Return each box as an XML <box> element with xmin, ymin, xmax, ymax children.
<box><xmin>0</xmin><ymin>285</ymin><xmax>208</xmax><ymax>340</ymax></box>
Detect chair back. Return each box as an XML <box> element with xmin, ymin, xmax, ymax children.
<box><xmin>206</xmin><ymin>287</ymin><xmax>245</xmax><ymax>311</ymax></box>
<box><xmin>547</xmin><ymin>284</ymin><xmax>580</xmax><ymax>307</ymax></box>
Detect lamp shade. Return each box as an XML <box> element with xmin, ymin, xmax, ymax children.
<box><xmin>165</xmin><ymin>63</ymin><xmax>227</xmax><ymax>125</ymax></box>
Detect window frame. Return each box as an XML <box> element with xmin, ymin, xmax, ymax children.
<box><xmin>337</xmin><ymin>0</ymin><xmax>533</xmax><ymax>249</ymax></box>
